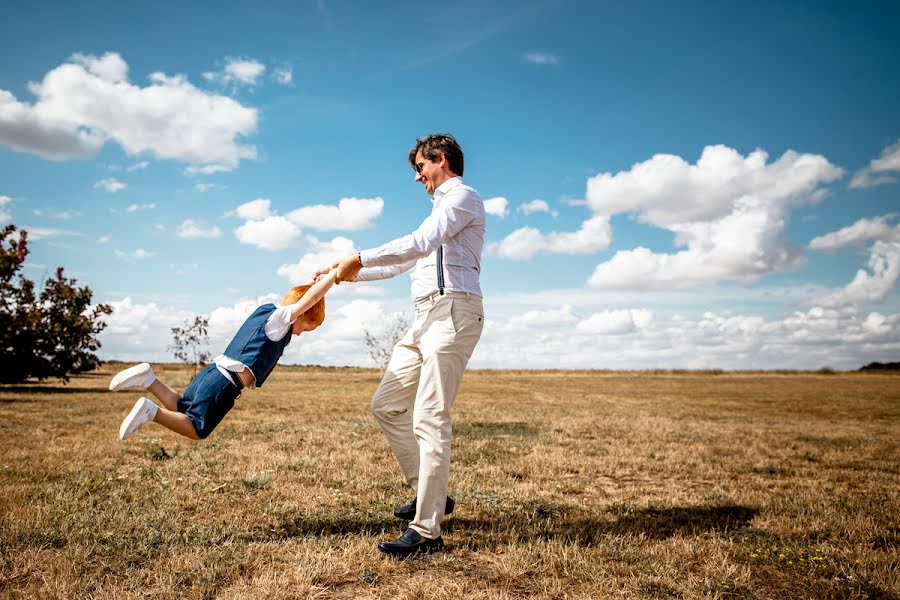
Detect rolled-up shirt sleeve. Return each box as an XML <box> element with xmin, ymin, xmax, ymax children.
<box><xmin>359</xmin><ymin>188</ymin><xmax>479</xmax><ymax>269</ymax></box>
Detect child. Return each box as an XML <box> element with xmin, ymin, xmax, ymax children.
<box><xmin>111</xmin><ymin>270</ymin><xmax>337</xmax><ymax>440</ymax></box>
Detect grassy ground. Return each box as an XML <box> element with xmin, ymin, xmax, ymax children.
<box><xmin>1</xmin><ymin>364</ymin><xmax>898</xmax><ymax>599</ymax></box>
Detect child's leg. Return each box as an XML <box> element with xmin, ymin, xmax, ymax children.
<box><xmin>147</xmin><ymin>379</ymin><xmax>182</xmax><ymax>412</ymax></box>
<box><xmin>153</xmin><ymin>406</ymin><xmax>200</xmax><ymax>440</ymax></box>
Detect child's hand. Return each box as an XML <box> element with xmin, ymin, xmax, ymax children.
<box><xmin>312</xmin><ymin>263</ymin><xmax>337</xmax><ymax>282</ymax></box>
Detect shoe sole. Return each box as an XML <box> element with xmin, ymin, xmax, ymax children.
<box><xmin>110</xmin><ymin>363</ymin><xmax>152</xmax><ymax>391</ymax></box>
<box><xmin>377</xmin><ymin>541</ymin><xmax>444</xmax><ymax>558</ymax></box>
<box><xmin>119</xmin><ymin>399</ymin><xmax>150</xmax><ymax>440</ymax></box>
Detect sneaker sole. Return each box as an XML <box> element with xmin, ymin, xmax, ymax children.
<box><xmin>119</xmin><ymin>399</ymin><xmax>150</xmax><ymax>440</ymax></box>
<box><xmin>110</xmin><ymin>363</ymin><xmax>152</xmax><ymax>391</ymax></box>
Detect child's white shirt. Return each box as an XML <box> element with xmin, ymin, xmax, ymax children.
<box><xmin>212</xmin><ymin>303</ymin><xmax>294</xmax><ymax>389</ymax></box>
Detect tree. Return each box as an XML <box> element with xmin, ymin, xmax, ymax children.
<box><xmin>0</xmin><ymin>225</ymin><xmax>113</xmax><ymax>384</ymax></box>
<box><xmin>169</xmin><ymin>316</ymin><xmax>210</xmax><ymax>376</ymax></box>
<box><xmin>363</xmin><ymin>312</ymin><xmax>410</xmax><ymax>370</ymax></box>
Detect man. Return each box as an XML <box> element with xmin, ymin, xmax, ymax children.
<box><xmin>323</xmin><ymin>133</ymin><xmax>485</xmax><ymax>557</ymax></box>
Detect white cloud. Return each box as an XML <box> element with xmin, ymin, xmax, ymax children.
<box><xmin>98</xmin><ymin>235</ymin><xmax>110</xmax><ymax>243</ymax></box>
<box><xmin>503</xmin><ymin>305</ymin><xmax>578</xmax><ymax>331</ymax></box>
<box><xmin>0</xmin><ymin>52</ymin><xmax>257</xmax><ymax>171</ymax></box>
<box><xmin>235</xmin><ymin>198</ymin><xmax>272</xmax><ymax>220</ymax></box>
<box><xmin>470</xmin><ymin>289</ymin><xmax>900</xmax><ymax>370</ymax></box>
<box><xmin>184</xmin><ymin>164</ymin><xmax>233</xmax><ymax>176</ymax></box>
<box><xmin>586</xmin><ymin>145</ymin><xmax>844</xmax><ymax>289</ymax></box>
<box><xmin>21</xmin><ymin>227</ymin><xmax>81</xmax><ymax>240</ymax></box>
<box><xmin>576</xmin><ymin>309</ymin><xmax>653</xmax><ymax>335</ymax></box>
<box><xmin>814</xmin><ymin>241</ymin><xmax>900</xmax><ymax>307</ymax></box>
<box><xmin>127</xmin><ymin>161</ymin><xmax>149</xmax><ymax>172</ymax></box>
<box><xmin>176</xmin><ymin>219</ymin><xmax>222</xmax><ymax>239</ymax></box>
<box><xmin>94</xmin><ymin>178</ymin><xmax>127</xmax><ymax>193</ymax></box>
<box><xmin>489</xmin><ymin>215</ymin><xmax>611</xmax><ymax>260</ymax></box>
<box><xmin>234</xmin><ymin>216</ymin><xmax>300</xmax><ymax>251</ymax></box>
<box><xmin>126</xmin><ymin>203</ymin><xmax>155</xmax><ymax>212</ymax></box>
<box><xmin>34</xmin><ymin>208</ymin><xmax>79</xmax><ymax>220</ymax></box>
<box><xmin>809</xmin><ymin>215</ymin><xmax>899</xmax><ymax>251</ymax></box>
<box><xmin>850</xmin><ymin>140</ymin><xmax>900</xmax><ymax>188</ymax></box>
<box><xmin>114</xmin><ymin>248</ymin><xmax>155</xmax><ymax>262</ymax></box>
<box><xmin>194</xmin><ymin>182</ymin><xmax>226</xmax><ymax>192</ymax></box>
<box><xmin>286</xmin><ymin>197</ymin><xmax>383</xmax><ymax>231</ymax></box>
<box><xmin>204</xmin><ymin>58</ymin><xmax>266</xmax><ymax>87</ymax></box>
<box><xmin>518</xmin><ymin>199</ymin><xmax>558</xmax><ymax>218</ymax></box>
<box><xmin>277</xmin><ymin>236</ymin><xmax>357</xmax><ymax>284</ymax></box>
<box><xmin>95</xmin><ymin>283</ymin><xmax>900</xmax><ymax>370</ymax></box>
<box><xmin>483</xmin><ymin>196</ymin><xmax>509</xmax><ymax>218</ymax></box>
<box><xmin>272</xmin><ymin>67</ymin><xmax>293</xmax><ymax>85</ymax></box>
<box><xmin>524</xmin><ymin>52</ymin><xmax>559</xmax><ymax>66</ymax></box>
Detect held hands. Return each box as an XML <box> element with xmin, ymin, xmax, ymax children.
<box><xmin>312</xmin><ymin>254</ymin><xmax>362</xmax><ymax>284</ymax></box>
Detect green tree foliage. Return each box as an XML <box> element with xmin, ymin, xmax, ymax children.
<box><xmin>0</xmin><ymin>225</ymin><xmax>113</xmax><ymax>383</ymax></box>
<box><xmin>168</xmin><ymin>316</ymin><xmax>210</xmax><ymax>376</ymax></box>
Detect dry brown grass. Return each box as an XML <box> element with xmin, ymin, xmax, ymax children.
<box><xmin>1</xmin><ymin>364</ymin><xmax>898</xmax><ymax>599</ymax></box>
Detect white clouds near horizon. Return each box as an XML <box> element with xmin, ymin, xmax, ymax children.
<box><xmin>0</xmin><ymin>52</ymin><xmax>258</xmax><ymax>172</ymax></box>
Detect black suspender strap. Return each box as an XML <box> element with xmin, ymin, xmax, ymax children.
<box><xmin>436</xmin><ymin>245</ymin><xmax>445</xmax><ymax>295</ymax></box>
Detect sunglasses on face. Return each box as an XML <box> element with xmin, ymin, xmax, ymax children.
<box><xmin>414</xmin><ymin>161</ymin><xmax>426</xmax><ymax>174</ymax></box>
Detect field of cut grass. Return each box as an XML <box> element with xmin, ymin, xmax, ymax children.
<box><xmin>1</xmin><ymin>364</ymin><xmax>898</xmax><ymax>599</ymax></box>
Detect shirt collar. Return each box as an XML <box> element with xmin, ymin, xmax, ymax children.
<box><xmin>432</xmin><ymin>176</ymin><xmax>462</xmax><ymax>202</ymax></box>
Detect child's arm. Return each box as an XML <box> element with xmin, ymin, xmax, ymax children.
<box><xmin>288</xmin><ymin>269</ymin><xmax>337</xmax><ymax>322</ymax></box>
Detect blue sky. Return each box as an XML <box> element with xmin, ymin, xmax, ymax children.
<box><xmin>2</xmin><ymin>0</ymin><xmax>899</xmax><ymax>369</ymax></box>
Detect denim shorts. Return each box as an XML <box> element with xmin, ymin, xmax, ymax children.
<box><xmin>178</xmin><ymin>364</ymin><xmax>241</xmax><ymax>439</ymax></box>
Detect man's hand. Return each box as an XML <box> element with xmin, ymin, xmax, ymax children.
<box><xmin>312</xmin><ymin>262</ymin><xmax>338</xmax><ymax>282</ymax></box>
<box><xmin>334</xmin><ymin>254</ymin><xmax>363</xmax><ymax>284</ymax></box>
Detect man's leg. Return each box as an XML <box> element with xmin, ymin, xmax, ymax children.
<box><xmin>371</xmin><ymin>334</ymin><xmax>423</xmax><ymax>492</ymax></box>
<box><xmin>409</xmin><ymin>297</ymin><xmax>483</xmax><ymax>540</ymax></box>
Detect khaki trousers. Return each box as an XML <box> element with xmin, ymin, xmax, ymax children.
<box><xmin>371</xmin><ymin>291</ymin><xmax>484</xmax><ymax>539</ymax></box>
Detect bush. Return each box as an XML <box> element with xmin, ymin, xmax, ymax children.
<box><xmin>0</xmin><ymin>225</ymin><xmax>112</xmax><ymax>383</ymax></box>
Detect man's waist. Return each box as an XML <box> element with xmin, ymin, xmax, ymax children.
<box><xmin>414</xmin><ymin>289</ymin><xmax>483</xmax><ymax>305</ymax></box>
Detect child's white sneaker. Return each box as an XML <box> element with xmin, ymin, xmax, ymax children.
<box><xmin>109</xmin><ymin>363</ymin><xmax>155</xmax><ymax>391</ymax></box>
<box><xmin>119</xmin><ymin>397</ymin><xmax>158</xmax><ymax>440</ymax></box>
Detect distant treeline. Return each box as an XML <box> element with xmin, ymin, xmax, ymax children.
<box><xmin>859</xmin><ymin>362</ymin><xmax>900</xmax><ymax>371</ymax></box>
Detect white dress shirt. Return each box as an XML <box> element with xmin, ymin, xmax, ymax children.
<box><xmin>356</xmin><ymin>177</ymin><xmax>485</xmax><ymax>300</ymax></box>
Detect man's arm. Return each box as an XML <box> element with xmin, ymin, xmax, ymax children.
<box><xmin>333</xmin><ymin>188</ymin><xmax>479</xmax><ymax>282</ymax></box>
<box><xmin>288</xmin><ymin>270</ymin><xmax>336</xmax><ymax>321</ymax></box>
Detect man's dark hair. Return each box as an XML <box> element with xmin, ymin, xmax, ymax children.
<box><xmin>408</xmin><ymin>133</ymin><xmax>464</xmax><ymax>176</ymax></box>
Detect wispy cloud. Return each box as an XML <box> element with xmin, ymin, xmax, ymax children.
<box><xmin>94</xmin><ymin>178</ymin><xmax>127</xmax><ymax>193</ymax></box>
<box><xmin>850</xmin><ymin>139</ymin><xmax>900</xmax><ymax>188</ymax></box>
<box><xmin>524</xmin><ymin>51</ymin><xmax>559</xmax><ymax>66</ymax></box>
<box><xmin>114</xmin><ymin>248</ymin><xmax>155</xmax><ymax>262</ymax></box>
<box><xmin>125</xmin><ymin>203</ymin><xmax>155</xmax><ymax>213</ymax></box>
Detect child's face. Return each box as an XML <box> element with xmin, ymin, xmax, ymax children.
<box><xmin>292</xmin><ymin>316</ymin><xmax>320</xmax><ymax>335</ymax></box>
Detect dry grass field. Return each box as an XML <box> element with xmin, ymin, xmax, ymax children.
<box><xmin>1</xmin><ymin>364</ymin><xmax>898</xmax><ymax>599</ymax></box>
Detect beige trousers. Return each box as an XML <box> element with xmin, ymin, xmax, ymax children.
<box><xmin>371</xmin><ymin>291</ymin><xmax>484</xmax><ymax>539</ymax></box>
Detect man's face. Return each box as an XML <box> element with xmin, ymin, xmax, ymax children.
<box><xmin>413</xmin><ymin>150</ymin><xmax>443</xmax><ymax>196</ymax></box>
